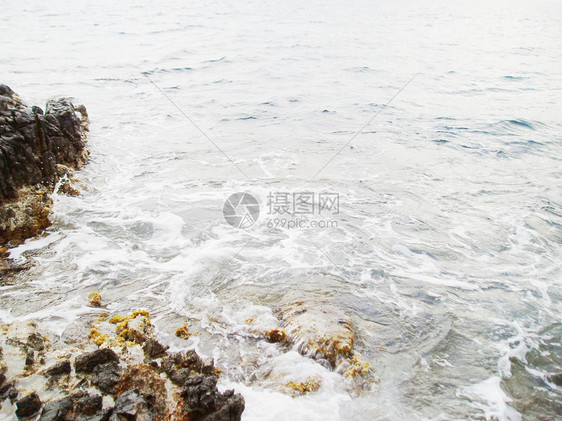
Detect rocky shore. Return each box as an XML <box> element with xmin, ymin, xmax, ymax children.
<box><xmin>0</xmin><ymin>83</ymin><xmax>89</xmax><ymax>260</ymax></box>
<box><xmin>0</xmin><ymin>85</ymin><xmax>246</xmax><ymax>420</ymax></box>
<box><xmin>0</xmin><ymin>302</ymin><xmax>245</xmax><ymax>420</ymax></box>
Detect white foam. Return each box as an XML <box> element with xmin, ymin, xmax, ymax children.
<box><xmin>461</xmin><ymin>377</ymin><xmax>521</xmax><ymax>421</ymax></box>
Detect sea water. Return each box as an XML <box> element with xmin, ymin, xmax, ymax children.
<box><xmin>2</xmin><ymin>0</ymin><xmax>561</xmax><ymax>419</ymax></box>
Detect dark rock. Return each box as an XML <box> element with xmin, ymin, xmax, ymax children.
<box><xmin>111</xmin><ymin>389</ymin><xmax>149</xmax><ymax>419</ymax></box>
<box><xmin>161</xmin><ymin>350</ymin><xmax>203</xmax><ymax>379</ymax></box>
<box><xmin>24</xmin><ymin>349</ymin><xmax>35</xmax><ymax>369</ymax></box>
<box><xmin>75</xmin><ymin>348</ymin><xmax>119</xmax><ymax>373</ymax></box>
<box><xmin>75</xmin><ymin>393</ymin><xmax>103</xmax><ymax>416</ymax></box>
<box><xmin>39</xmin><ymin>391</ymin><xmax>104</xmax><ymax>420</ymax></box>
<box><xmin>15</xmin><ymin>392</ymin><xmax>42</xmax><ymax>418</ymax></box>
<box><xmin>114</xmin><ymin>363</ymin><xmax>168</xmax><ymax>419</ymax></box>
<box><xmin>547</xmin><ymin>372</ymin><xmax>562</xmax><ymax>386</ymax></box>
<box><xmin>46</xmin><ymin>360</ymin><xmax>71</xmax><ymax>376</ymax></box>
<box><xmin>39</xmin><ymin>395</ymin><xmax>75</xmax><ymax>421</ymax></box>
<box><xmin>168</xmin><ymin>367</ymin><xmax>192</xmax><ymax>387</ymax></box>
<box><xmin>178</xmin><ymin>375</ymin><xmax>245</xmax><ymax>421</ymax></box>
<box><xmin>91</xmin><ymin>361</ymin><xmax>121</xmax><ymax>394</ymax></box>
<box><xmin>0</xmin><ymin>379</ymin><xmax>18</xmax><ymax>401</ymax></box>
<box><xmin>26</xmin><ymin>332</ymin><xmax>46</xmax><ymax>351</ymax></box>
<box><xmin>142</xmin><ymin>338</ymin><xmax>168</xmax><ymax>359</ymax></box>
<box><xmin>0</xmin><ymin>84</ymin><xmax>88</xmax><ymax>246</ymax></box>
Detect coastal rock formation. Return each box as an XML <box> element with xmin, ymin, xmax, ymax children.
<box><xmin>278</xmin><ymin>300</ymin><xmax>355</xmax><ymax>367</ymax></box>
<box><xmin>0</xmin><ymin>305</ymin><xmax>245</xmax><ymax>420</ymax></box>
<box><xmin>0</xmin><ymin>83</ymin><xmax>89</xmax><ymax>247</ymax></box>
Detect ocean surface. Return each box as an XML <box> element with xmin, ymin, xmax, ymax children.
<box><xmin>2</xmin><ymin>0</ymin><xmax>562</xmax><ymax>419</ymax></box>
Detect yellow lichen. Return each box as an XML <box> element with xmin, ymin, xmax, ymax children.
<box><xmin>245</xmin><ymin>318</ymin><xmax>254</xmax><ymax>324</ymax></box>
<box><xmin>214</xmin><ymin>367</ymin><xmax>223</xmax><ymax>377</ymax></box>
<box><xmin>175</xmin><ymin>325</ymin><xmax>191</xmax><ymax>339</ymax></box>
<box><xmin>109</xmin><ymin>315</ymin><xmax>125</xmax><ymax>324</ymax></box>
<box><xmin>88</xmin><ymin>291</ymin><xmax>102</xmax><ymax>307</ymax></box>
<box><xmin>108</xmin><ymin>310</ymin><xmax>153</xmax><ymax>344</ymax></box>
<box><xmin>88</xmin><ymin>327</ymin><xmax>108</xmax><ymax>346</ymax></box>
<box><xmin>286</xmin><ymin>377</ymin><xmax>322</xmax><ymax>394</ymax></box>
<box><xmin>345</xmin><ymin>355</ymin><xmax>370</xmax><ymax>377</ymax></box>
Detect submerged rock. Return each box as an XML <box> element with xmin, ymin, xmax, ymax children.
<box><xmin>279</xmin><ymin>300</ymin><xmax>354</xmax><ymax>366</ymax></box>
<box><xmin>0</xmin><ymin>84</ymin><xmax>88</xmax><ymax>247</ymax></box>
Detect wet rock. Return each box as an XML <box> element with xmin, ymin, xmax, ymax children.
<box><xmin>45</xmin><ymin>360</ymin><xmax>71</xmax><ymax>376</ymax></box>
<box><xmin>279</xmin><ymin>300</ymin><xmax>354</xmax><ymax>366</ymax></box>
<box><xmin>114</xmin><ymin>363</ymin><xmax>167</xmax><ymax>419</ymax></box>
<box><xmin>0</xmin><ymin>84</ymin><xmax>89</xmax><ymax>246</ymax></box>
<box><xmin>177</xmin><ymin>374</ymin><xmax>245</xmax><ymax>421</ymax></box>
<box><xmin>110</xmin><ymin>310</ymin><xmax>153</xmax><ymax>344</ymax></box>
<box><xmin>26</xmin><ymin>332</ymin><xmax>46</xmax><ymax>351</ymax></box>
<box><xmin>39</xmin><ymin>395</ymin><xmax>75</xmax><ymax>421</ymax></box>
<box><xmin>91</xmin><ymin>361</ymin><xmax>121</xmax><ymax>394</ymax></box>
<box><xmin>142</xmin><ymin>338</ymin><xmax>168</xmax><ymax>359</ymax></box>
<box><xmin>547</xmin><ymin>372</ymin><xmax>562</xmax><ymax>386</ymax></box>
<box><xmin>15</xmin><ymin>392</ymin><xmax>42</xmax><ymax>418</ymax></box>
<box><xmin>88</xmin><ymin>292</ymin><xmax>102</xmax><ymax>307</ymax></box>
<box><xmin>75</xmin><ymin>348</ymin><xmax>119</xmax><ymax>373</ymax></box>
<box><xmin>161</xmin><ymin>351</ymin><xmax>203</xmax><ymax>387</ymax></box>
<box><xmin>75</xmin><ymin>393</ymin><xmax>103</xmax><ymax>415</ymax></box>
<box><xmin>39</xmin><ymin>391</ymin><xmax>105</xmax><ymax>421</ymax></box>
<box><xmin>0</xmin><ymin>379</ymin><xmax>18</xmax><ymax>402</ymax></box>
<box><xmin>111</xmin><ymin>389</ymin><xmax>149</xmax><ymax>420</ymax></box>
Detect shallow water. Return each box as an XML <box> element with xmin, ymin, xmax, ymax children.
<box><xmin>2</xmin><ymin>0</ymin><xmax>562</xmax><ymax>419</ymax></box>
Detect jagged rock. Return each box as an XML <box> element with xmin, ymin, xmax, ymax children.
<box><xmin>0</xmin><ymin>83</ymin><xmax>88</xmax><ymax>246</ymax></box>
<box><xmin>161</xmin><ymin>351</ymin><xmax>204</xmax><ymax>387</ymax></box>
<box><xmin>177</xmin><ymin>374</ymin><xmax>245</xmax><ymax>421</ymax></box>
<box><xmin>75</xmin><ymin>348</ymin><xmax>119</xmax><ymax>373</ymax></box>
<box><xmin>110</xmin><ymin>389</ymin><xmax>150</xmax><ymax>420</ymax></box>
<box><xmin>114</xmin><ymin>363</ymin><xmax>167</xmax><ymax>419</ymax></box>
<box><xmin>91</xmin><ymin>361</ymin><xmax>121</xmax><ymax>394</ymax></box>
<box><xmin>15</xmin><ymin>392</ymin><xmax>42</xmax><ymax>418</ymax></box>
<box><xmin>142</xmin><ymin>339</ymin><xmax>168</xmax><ymax>359</ymax></box>
<box><xmin>75</xmin><ymin>393</ymin><xmax>103</xmax><ymax>416</ymax></box>
<box><xmin>39</xmin><ymin>391</ymin><xmax>106</xmax><ymax>421</ymax></box>
<box><xmin>45</xmin><ymin>360</ymin><xmax>71</xmax><ymax>376</ymax></box>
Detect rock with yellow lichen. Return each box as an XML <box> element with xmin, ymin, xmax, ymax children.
<box><xmin>175</xmin><ymin>321</ymin><xmax>192</xmax><ymax>339</ymax></box>
<box><xmin>278</xmin><ymin>300</ymin><xmax>354</xmax><ymax>367</ymax></box>
<box><xmin>265</xmin><ymin>328</ymin><xmax>286</xmax><ymax>343</ymax></box>
<box><xmin>342</xmin><ymin>354</ymin><xmax>370</xmax><ymax>377</ymax></box>
<box><xmin>88</xmin><ymin>291</ymin><xmax>102</xmax><ymax>307</ymax></box>
<box><xmin>1</xmin><ymin>308</ymin><xmax>245</xmax><ymax>421</ymax></box>
<box><xmin>109</xmin><ymin>310</ymin><xmax>153</xmax><ymax>344</ymax></box>
<box><xmin>285</xmin><ymin>376</ymin><xmax>322</xmax><ymax>395</ymax></box>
